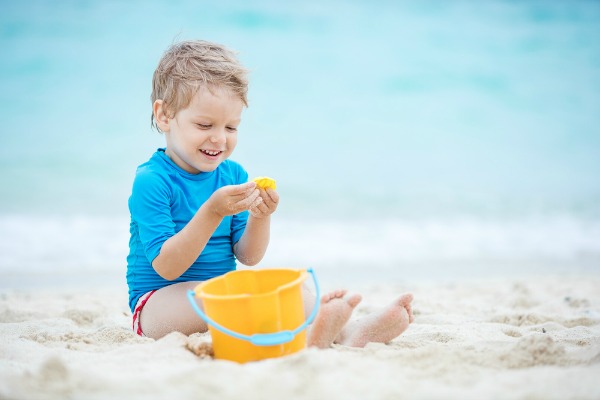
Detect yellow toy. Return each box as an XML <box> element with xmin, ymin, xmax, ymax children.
<box><xmin>252</xmin><ymin>176</ymin><xmax>277</xmax><ymax>190</ymax></box>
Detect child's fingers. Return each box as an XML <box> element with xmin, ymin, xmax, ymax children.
<box><xmin>264</xmin><ymin>188</ymin><xmax>279</xmax><ymax>204</ymax></box>
<box><xmin>228</xmin><ymin>182</ymin><xmax>257</xmax><ymax>197</ymax></box>
<box><xmin>249</xmin><ymin>200</ymin><xmax>272</xmax><ymax>218</ymax></box>
<box><xmin>251</xmin><ymin>194</ymin><xmax>264</xmax><ymax>209</ymax></box>
<box><xmin>258</xmin><ymin>188</ymin><xmax>278</xmax><ymax>210</ymax></box>
<box><xmin>246</xmin><ymin>195</ymin><xmax>263</xmax><ymax>214</ymax></box>
<box><xmin>224</xmin><ymin>183</ymin><xmax>258</xmax><ymax>204</ymax></box>
<box><xmin>241</xmin><ymin>182</ymin><xmax>258</xmax><ymax>194</ymax></box>
<box><xmin>236</xmin><ymin>189</ymin><xmax>261</xmax><ymax>210</ymax></box>
<box><xmin>253</xmin><ymin>200</ymin><xmax>269</xmax><ymax>214</ymax></box>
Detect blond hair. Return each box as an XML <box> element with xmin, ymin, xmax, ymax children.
<box><xmin>150</xmin><ymin>40</ymin><xmax>249</xmax><ymax>132</ymax></box>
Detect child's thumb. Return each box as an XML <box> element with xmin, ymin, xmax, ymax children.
<box><xmin>239</xmin><ymin>181</ymin><xmax>257</xmax><ymax>193</ymax></box>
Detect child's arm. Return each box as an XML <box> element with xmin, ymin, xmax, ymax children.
<box><xmin>152</xmin><ymin>182</ymin><xmax>261</xmax><ymax>280</ymax></box>
<box><xmin>234</xmin><ymin>188</ymin><xmax>279</xmax><ymax>266</ymax></box>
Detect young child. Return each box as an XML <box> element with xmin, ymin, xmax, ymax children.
<box><xmin>126</xmin><ymin>39</ymin><xmax>414</xmax><ymax>347</ymax></box>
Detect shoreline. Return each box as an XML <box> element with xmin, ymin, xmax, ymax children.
<box><xmin>2</xmin><ymin>261</ymin><xmax>599</xmax><ymax>291</ymax></box>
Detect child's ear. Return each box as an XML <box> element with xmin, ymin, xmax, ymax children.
<box><xmin>153</xmin><ymin>100</ymin><xmax>170</xmax><ymax>132</ymax></box>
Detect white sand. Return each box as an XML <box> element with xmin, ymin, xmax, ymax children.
<box><xmin>1</xmin><ymin>275</ymin><xmax>599</xmax><ymax>400</ymax></box>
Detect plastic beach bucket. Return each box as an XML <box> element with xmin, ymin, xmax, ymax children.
<box><xmin>187</xmin><ymin>268</ymin><xmax>320</xmax><ymax>363</ymax></box>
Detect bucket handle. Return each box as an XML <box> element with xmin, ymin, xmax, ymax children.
<box><xmin>187</xmin><ymin>268</ymin><xmax>320</xmax><ymax>347</ymax></box>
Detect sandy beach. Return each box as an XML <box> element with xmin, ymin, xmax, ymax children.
<box><xmin>1</xmin><ymin>274</ymin><xmax>599</xmax><ymax>400</ymax></box>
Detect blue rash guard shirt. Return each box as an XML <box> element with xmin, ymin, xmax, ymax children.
<box><xmin>126</xmin><ymin>148</ymin><xmax>249</xmax><ymax>312</ymax></box>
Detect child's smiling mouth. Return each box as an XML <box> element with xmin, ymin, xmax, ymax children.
<box><xmin>200</xmin><ymin>149</ymin><xmax>223</xmax><ymax>157</ymax></box>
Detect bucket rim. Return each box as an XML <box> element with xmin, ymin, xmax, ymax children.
<box><xmin>194</xmin><ymin>268</ymin><xmax>308</xmax><ymax>301</ymax></box>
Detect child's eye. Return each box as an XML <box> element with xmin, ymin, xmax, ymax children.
<box><xmin>196</xmin><ymin>123</ymin><xmax>211</xmax><ymax>129</ymax></box>
<box><xmin>226</xmin><ymin>126</ymin><xmax>238</xmax><ymax>132</ymax></box>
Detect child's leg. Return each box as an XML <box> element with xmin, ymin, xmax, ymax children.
<box><xmin>139</xmin><ymin>281</ymin><xmax>208</xmax><ymax>339</ymax></box>
<box><xmin>334</xmin><ymin>293</ymin><xmax>414</xmax><ymax>347</ymax></box>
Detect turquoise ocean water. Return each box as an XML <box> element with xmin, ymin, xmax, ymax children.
<box><xmin>1</xmin><ymin>1</ymin><xmax>599</xmax><ymax>288</ymax></box>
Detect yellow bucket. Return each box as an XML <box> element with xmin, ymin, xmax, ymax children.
<box><xmin>187</xmin><ymin>268</ymin><xmax>320</xmax><ymax>363</ymax></box>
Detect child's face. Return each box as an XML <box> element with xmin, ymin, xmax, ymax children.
<box><xmin>162</xmin><ymin>86</ymin><xmax>244</xmax><ymax>174</ymax></box>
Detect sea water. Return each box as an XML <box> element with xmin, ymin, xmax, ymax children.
<box><xmin>1</xmin><ymin>0</ymin><xmax>599</xmax><ymax>288</ymax></box>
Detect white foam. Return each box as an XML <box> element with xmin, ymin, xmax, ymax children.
<box><xmin>267</xmin><ymin>215</ymin><xmax>600</xmax><ymax>261</ymax></box>
<box><xmin>0</xmin><ymin>215</ymin><xmax>130</xmax><ymax>274</ymax></box>
<box><xmin>3</xmin><ymin>214</ymin><xmax>598</xmax><ymax>276</ymax></box>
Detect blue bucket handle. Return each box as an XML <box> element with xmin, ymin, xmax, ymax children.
<box><xmin>187</xmin><ymin>268</ymin><xmax>321</xmax><ymax>347</ymax></box>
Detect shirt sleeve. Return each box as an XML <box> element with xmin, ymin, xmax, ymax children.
<box><xmin>129</xmin><ymin>170</ymin><xmax>175</xmax><ymax>264</ymax></box>
<box><xmin>230</xmin><ymin>164</ymin><xmax>249</xmax><ymax>245</ymax></box>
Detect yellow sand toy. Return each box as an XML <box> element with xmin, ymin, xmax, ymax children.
<box><xmin>252</xmin><ymin>176</ymin><xmax>277</xmax><ymax>190</ymax></box>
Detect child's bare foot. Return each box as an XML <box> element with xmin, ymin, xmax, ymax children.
<box><xmin>336</xmin><ymin>293</ymin><xmax>414</xmax><ymax>348</ymax></box>
<box><xmin>307</xmin><ymin>290</ymin><xmax>362</xmax><ymax>349</ymax></box>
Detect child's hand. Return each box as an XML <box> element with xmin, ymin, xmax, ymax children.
<box><xmin>208</xmin><ymin>182</ymin><xmax>262</xmax><ymax>218</ymax></box>
<box><xmin>249</xmin><ymin>188</ymin><xmax>279</xmax><ymax>219</ymax></box>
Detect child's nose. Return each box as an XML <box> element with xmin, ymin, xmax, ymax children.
<box><xmin>210</xmin><ymin>129</ymin><xmax>226</xmax><ymax>143</ymax></box>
